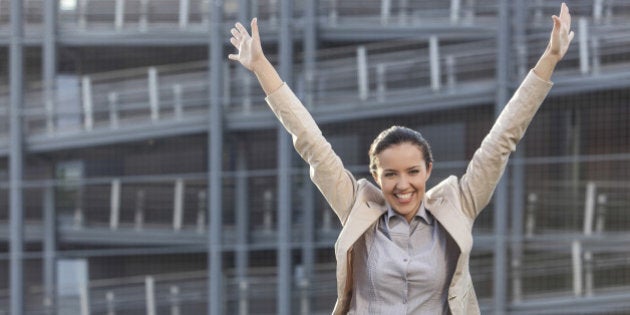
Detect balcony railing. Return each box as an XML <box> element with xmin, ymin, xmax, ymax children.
<box><xmin>1</xmin><ymin>0</ymin><xmax>630</xmax><ymax>34</ymax></box>
<box><xmin>0</xmin><ymin>24</ymin><xmax>626</xmax><ymax>142</ymax></box>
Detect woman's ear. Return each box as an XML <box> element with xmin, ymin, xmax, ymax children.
<box><xmin>426</xmin><ymin>162</ymin><xmax>433</xmax><ymax>180</ymax></box>
<box><xmin>371</xmin><ymin>171</ymin><xmax>381</xmax><ymax>187</ymax></box>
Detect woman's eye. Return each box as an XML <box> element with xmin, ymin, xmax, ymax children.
<box><xmin>410</xmin><ymin>169</ymin><xmax>420</xmax><ymax>174</ymax></box>
<box><xmin>384</xmin><ymin>173</ymin><xmax>395</xmax><ymax>178</ymax></box>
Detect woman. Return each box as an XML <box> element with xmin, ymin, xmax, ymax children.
<box><xmin>229</xmin><ymin>3</ymin><xmax>574</xmax><ymax>314</ymax></box>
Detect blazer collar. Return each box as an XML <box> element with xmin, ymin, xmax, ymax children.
<box><xmin>336</xmin><ymin>200</ymin><xmax>386</xmax><ymax>253</ymax></box>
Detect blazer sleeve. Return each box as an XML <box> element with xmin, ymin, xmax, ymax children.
<box><xmin>265</xmin><ymin>83</ymin><xmax>356</xmax><ymax>224</ymax></box>
<box><xmin>458</xmin><ymin>70</ymin><xmax>553</xmax><ymax>219</ymax></box>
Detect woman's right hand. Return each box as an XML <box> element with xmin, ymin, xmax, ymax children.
<box><xmin>228</xmin><ymin>18</ymin><xmax>265</xmax><ymax>72</ymax></box>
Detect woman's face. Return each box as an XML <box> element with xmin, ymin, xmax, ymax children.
<box><xmin>372</xmin><ymin>142</ymin><xmax>432</xmax><ymax>222</ymax></box>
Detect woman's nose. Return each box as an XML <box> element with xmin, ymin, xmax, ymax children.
<box><xmin>396</xmin><ymin>175</ymin><xmax>410</xmax><ymax>189</ymax></box>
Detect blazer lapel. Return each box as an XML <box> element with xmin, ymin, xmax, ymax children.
<box><xmin>426</xmin><ymin>195</ymin><xmax>472</xmax><ymax>254</ymax></box>
<box><xmin>336</xmin><ymin>200</ymin><xmax>386</xmax><ymax>253</ymax></box>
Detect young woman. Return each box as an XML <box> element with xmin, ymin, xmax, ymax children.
<box><xmin>229</xmin><ymin>3</ymin><xmax>574</xmax><ymax>314</ymax></box>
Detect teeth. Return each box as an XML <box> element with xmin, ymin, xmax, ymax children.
<box><xmin>396</xmin><ymin>193</ymin><xmax>412</xmax><ymax>199</ymax></box>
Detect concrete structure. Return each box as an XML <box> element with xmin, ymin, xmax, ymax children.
<box><xmin>1</xmin><ymin>0</ymin><xmax>630</xmax><ymax>314</ymax></box>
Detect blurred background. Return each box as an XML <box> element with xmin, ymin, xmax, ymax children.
<box><xmin>1</xmin><ymin>0</ymin><xmax>630</xmax><ymax>314</ymax></box>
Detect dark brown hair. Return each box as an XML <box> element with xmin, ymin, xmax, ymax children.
<box><xmin>369</xmin><ymin>126</ymin><xmax>433</xmax><ymax>174</ymax></box>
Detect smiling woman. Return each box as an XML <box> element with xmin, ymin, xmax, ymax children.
<box><xmin>371</xmin><ymin>138</ymin><xmax>432</xmax><ymax>222</ymax></box>
<box><xmin>229</xmin><ymin>3</ymin><xmax>574</xmax><ymax>315</ymax></box>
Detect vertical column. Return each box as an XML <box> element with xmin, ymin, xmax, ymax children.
<box><xmin>115</xmin><ymin>0</ymin><xmax>124</xmax><ymax>31</ymax></box>
<box><xmin>135</xmin><ymin>190</ymin><xmax>145</xmax><ymax>231</ymax></box>
<box><xmin>445</xmin><ymin>55</ymin><xmax>456</xmax><ymax>91</ymax></box>
<box><xmin>513</xmin><ymin>0</ymin><xmax>528</xmax><ymax>79</ymax></box>
<box><xmin>269</xmin><ymin>0</ymin><xmax>278</xmax><ymax>24</ymax></box>
<box><xmin>196</xmin><ymin>191</ymin><xmax>206</xmax><ymax>233</ymax></box>
<box><xmin>223</xmin><ymin>61</ymin><xmax>231</xmax><ymax>108</ymax></box>
<box><xmin>376</xmin><ymin>64</ymin><xmax>386</xmax><ymax>102</ymax></box>
<box><xmin>173</xmin><ymin>179</ymin><xmax>184</xmax><ymax>231</ymax></box>
<box><xmin>595</xmin><ymin>194</ymin><xmax>607</xmax><ymax>234</ymax></box>
<box><xmin>200</xmin><ymin>0</ymin><xmax>209</xmax><ymax>28</ymax></box>
<box><xmin>78</xmin><ymin>0</ymin><xmax>87</xmax><ymax>29</ymax></box>
<box><xmin>43</xmin><ymin>185</ymin><xmax>57</xmax><ymax>314</ymax></box>
<box><xmin>139</xmin><ymin>0</ymin><xmax>149</xmax><ymax>31</ymax></box>
<box><xmin>44</xmin><ymin>0</ymin><xmax>58</xmax><ymax>313</ymax></box>
<box><xmin>145</xmin><ymin>276</ymin><xmax>156</xmax><ymax>315</ymax></box>
<box><xmin>110</xmin><ymin>179</ymin><xmax>121</xmax><ymax>230</ymax></box>
<box><xmin>79</xmin><ymin>281</ymin><xmax>90</xmax><ymax>315</ymax></box>
<box><xmin>9</xmin><ymin>0</ymin><xmax>25</xmax><ymax>314</ymax></box>
<box><xmin>450</xmin><ymin>0</ymin><xmax>461</xmax><ymax>24</ymax></box>
<box><xmin>429</xmin><ymin>36</ymin><xmax>441</xmax><ymax>91</ymax></box>
<box><xmin>579</xmin><ymin>18</ymin><xmax>589</xmax><ymax>74</ymax></box>
<box><xmin>300</xmin><ymin>172</ymin><xmax>315</xmax><ymax>314</ymax></box>
<box><xmin>510</xmin><ymin>0</ymin><xmax>527</xmax><ymax>304</ymax></box>
<box><xmin>571</xmin><ymin>241</ymin><xmax>583</xmax><ymax>296</ymax></box>
<box><xmin>329</xmin><ymin>0</ymin><xmax>338</xmax><ymax>25</ymax></box>
<box><xmin>303</xmin><ymin>0</ymin><xmax>317</xmax><ymax>107</ymax></box>
<box><xmin>170</xmin><ymin>286</ymin><xmax>181</xmax><ymax>315</ymax></box>
<box><xmin>380</xmin><ymin>0</ymin><xmax>391</xmax><ymax>25</ymax></box>
<box><xmin>179</xmin><ymin>0</ymin><xmax>190</xmax><ymax>29</ymax></box>
<box><xmin>235</xmin><ymin>142</ymin><xmax>250</xmax><ymax>315</ymax></box>
<box><xmin>356</xmin><ymin>46</ymin><xmax>368</xmax><ymax>101</ymax></box>
<box><xmin>108</xmin><ymin>92</ymin><xmax>119</xmax><ymax>128</ymax></box>
<box><xmin>262</xmin><ymin>189</ymin><xmax>273</xmax><ymax>232</ymax></box>
<box><xmin>278</xmin><ymin>0</ymin><xmax>294</xmax><ymax>313</ymax></box>
<box><xmin>74</xmin><ymin>184</ymin><xmax>85</xmax><ymax>228</ymax></box>
<box><xmin>81</xmin><ymin>76</ymin><xmax>94</xmax><ymax>131</ymax></box>
<box><xmin>525</xmin><ymin>193</ymin><xmax>537</xmax><ymax>238</ymax></box>
<box><xmin>582</xmin><ymin>182</ymin><xmax>596</xmax><ymax>297</ymax></box>
<box><xmin>207</xmin><ymin>0</ymin><xmax>224</xmax><ymax>314</ymax></box>
<box><xmin>148</xmin><ymin>67</ymin><xmax>160</xmax><ymax>121</ymax></box>
<box><xmin>44</xmin><ymin>0</ymin><xmax>57</xmax><ymax>134</ymax></box>
<box><xmin>493</xmin><ymin>0</ymin><xmax>511</xmax><ymax>313</ymax></box>
<box><xmin>241</xmin><ymin>67</ymin><xmax>252</xmax><ymax>112</ymax></box>
<box><xmin>106</xmin><ymin>291</ymin><xmax>115</xmax><ymax>315</ymax></box>
<box><xmin>173</xmin><ymin>84</ymin><xmax>183</xmax><ymax>119</ymax></box>
<box><xmin>593</xmin><ymin>0</ymin><xmax>603</xmax><ymax>24</ymax></box>
<box><xmin>583</xmin><ymin>182</ymin><xmax>596</xmax><ymax>235</ymax></box>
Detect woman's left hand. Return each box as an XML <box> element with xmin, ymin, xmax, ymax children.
<box><xmin>228</xmin><ymin>18</ymin><xmax>265</xmax><ymax>72</ymax></box>
<box><xmin>546</xmin><ymin>2</ymin><xmax>575</xmax><ymax>62</ymax></box>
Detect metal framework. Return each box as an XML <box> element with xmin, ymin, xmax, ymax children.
<box><xmin>3</xmin><ymin>0</ymin><xmax>630</xmax><ymax>314</ymax></box>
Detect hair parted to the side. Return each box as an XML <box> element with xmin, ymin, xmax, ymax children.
<box><xmin>369</xmin><ymin>126</ymin><xmax>433</xmax><ymax>174</ymax></box>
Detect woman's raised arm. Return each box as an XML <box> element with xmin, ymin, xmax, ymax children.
<box><xmin>532</xmin><ymin>2</ymin><xmax>575</xmax><ymax>80</ymax></box>
<box><xmin>228</xmin><ymin>18</ymin><xmax>358</xmax><ymax>224</ymax></box>
<box><xmin>228</xmin><ymin>18</ymin><xmax>283</xmax><ymax>96</ymax></box>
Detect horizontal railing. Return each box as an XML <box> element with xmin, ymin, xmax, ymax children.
<box><xmin>0</xmin><ymin>170</ymin><xmax>345</xmax><ymax>244</ymax></box>
<box><xmin>0</xmin><ymin>250</ymin><xmax>629</xmax><ymax>314</ymax></box>
<box><xmin>0</xmin><ymin>24</ymin><xmax>628</xmax><ymax>140</ymax></box>
<box><xmin>0</xmin><ymin>264</ymin><xmax>339</xmax><ymax>315</ymax></box>
<box><xmin>0</xmin><ymin>171</ymin><xmax>629</xmax><ymax>241</ymax></box>
<box><xmin>1</xmin><ymin>0</ymin><xmax>629</xmax><ymax>32</ymax></box>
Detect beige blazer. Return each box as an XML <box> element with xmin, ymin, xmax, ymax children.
<box><xmin>265</xmin><ymin>70</ymin><xmax>552</xmax><ymax>315</ymax></box>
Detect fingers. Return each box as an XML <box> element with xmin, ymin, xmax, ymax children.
<box><xmin>251</xmin><ymin>17</ymin><xmax>259</xmax><ymax>40</ymax></box>
<box><xmin>230</xmin><ymin>28</ymin><xmax>242</xmax><ymax>40</ymax></box>
<box><xmin>559</xmin><ymin>2</ymin><xmax>571</xmax><ymax>27</ymax></box>
<box><xmin>552</xmin><ymin>15</ymin><xmax>560</xmax><ymax>28</ymax></box>
<box><xmin>560</xmin><ymin>2</ymin><xmax>567</xmax><ymax>16</ymax></box>
<box><xmin>229</xmin><ymin>37</ymin><xmax>239</xmax><ymax>48</ymax></box>
<box><xmin>235</xmin><ymin>22</ymin><xmax>250</xmax><ymax>38</ymax></box>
